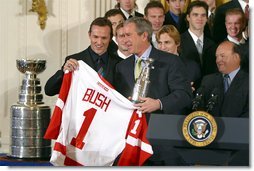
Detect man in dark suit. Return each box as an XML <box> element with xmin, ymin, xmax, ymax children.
<box><xmin>115</xmin><ymin>17</ymin><xmax>192</xmax><ymax>115</ymax></box>
<box><xmin>200</xmin><ymin>40</ymin><xmax>248</xmax><ymax>118</ymax></box>
<box><xmin>114</xmin><ymin>16</ymin><xmax>192</xmax><ymax>166</ymax></box>
<box><xmin>213</xmin><ymin>0</ymin><xmax>248</xmax><ymax>43</ymax></box>
<box><xmin>180</xmin><ymin>1</ymin><xmax>217</xmax><ymax>88</ymax></box>
<box><xmin>199</xmin><ymin>40</ymin><xmax>248</xmax><ymax>166</ymax></box>
<box><xmin>44</xmin><ymin>17</ymin><xmax>122</xmax><ymax>96</ymax></box>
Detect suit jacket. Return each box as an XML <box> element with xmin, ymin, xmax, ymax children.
<box><xmin>200</xmin><ymin>70</ymin><xmax>249</xmax><ymax>117</ymax></box>
<box><xmin>213</xmin><ymin>0</ymin><xmax>242</xmax><ymax>43</ymax></box>
<box><xmin>44</xmin><ymin>46</ymin><xmax>122</xmax><ymax>96</ymax></box>
<box><xmin>114</xmin><ymin>47</ymin><xmax>193</xmax><ymax>115</ymax></box>
<box><xmin>180</xmin><ymin>31</ymin><xmax>218</xmax><ymax>79</ymax></box>
<box><xmin>108</xmin><ymin>40</ymin><xmax>118</xmax><ymax>55</ymax></box>
<box><xmin>163</xmin><ymin>12</ymin><xmax>187</xmax><ymax>34</ymax></box>
<box><xmin>179</xmin><ymin>55</ymin><xmax>201</xmax><ymax>89</ymax></box>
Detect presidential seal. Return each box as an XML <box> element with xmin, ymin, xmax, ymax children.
<box><xmin>182</xmin><ymin>111</ymin><xmax>217</xmax><ymax>147</ymax></box>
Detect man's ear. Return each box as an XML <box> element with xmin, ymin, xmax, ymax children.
<box><xmin>186</xmin><ymin>14</ymin><xmax>190</xmax><ymax>23</ymax></box>
<box><xmin>142</xmin><ymin>32</ymin><xmax>148</xmax><ymax>41</ymax></box>
<box><xmin>233</xmin><ymin>53</ymin><xmax>241</xmax><ymax>64</ymax></box>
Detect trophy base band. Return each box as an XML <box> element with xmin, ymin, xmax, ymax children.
<box><xmin>9</xmin><ymin>104</ymin><xmax>51</xmax><ymax>159</ymax></box>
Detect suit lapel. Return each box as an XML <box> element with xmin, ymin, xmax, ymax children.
<box><xmin>82</xmin><ymin>49</ymin><xmax>96</xmax><ymax>69</ymax></box>
<box><xmin>148</xmin><ymin>48</ymin><xmax>158</xmax><ymax>81</ymax></box>
<box><xmin>224</xmin><ymin>70</ymin><xmax>244</xmax><ymax>96</ymax></box>
<box><xmin>127</xmin><ymin>55</ymin><xmax>136</xmax><ymax>87</ymax></box>
<box><xmin>184</xmin><ymin>32</ymin><xmax>200</xmax><ymax>63</ymax></box>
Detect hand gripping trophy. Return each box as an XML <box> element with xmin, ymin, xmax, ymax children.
<box><xmin>9</xmin><ymin>59</ymin><xmax>51</xmax><ymax>159</ymax></box>
<box><xmin>131</xmin><ymin>58</ymin><xmax>154</xmax><ymax>103</ymax></box>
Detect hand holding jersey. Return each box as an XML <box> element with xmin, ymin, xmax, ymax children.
<box><xmin>63</xmin><ymin>58</ymin><xmax>79</xmax><ymax>72</ymax></box>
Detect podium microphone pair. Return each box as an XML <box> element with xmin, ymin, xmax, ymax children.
<box><xmin>192</xmin><ymin>87</ymin><xmax>219</xmax><ymax>112</ymax></box>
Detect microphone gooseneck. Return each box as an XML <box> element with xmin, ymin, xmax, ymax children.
<box><xmin>192</xmin><ymin>87</ymin><xmax>204</xmax><ymax>111</ymax></box>
<box><xmin>206</xmin><ymin>88</ymin><xmax>219</xmax><ymax>113</ymax></box>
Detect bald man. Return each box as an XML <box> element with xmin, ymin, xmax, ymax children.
<box><xmin>200</xmin><ymin>40</ymin><xmax>248</xmax><ymax>117</ymax></box>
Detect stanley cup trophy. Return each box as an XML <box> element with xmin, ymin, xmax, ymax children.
<box><xmin>9</xmin><ymin>59</ymin><xmax>51</xmax><ymax>159</ymax></box>
<box><xmin>131</xmin><ymin>58</ymin><xmax>154</xmax><ymax>103</ymax></box>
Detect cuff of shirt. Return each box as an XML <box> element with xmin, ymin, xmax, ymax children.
<box><xmin>242</xmin><ymin>31</ymin><xmax>248</xmax><ymax>40</ymax></box>
<box><xmin>157</xmin><ymin>99</ymin><xmax>163</xmax><ymax>110</ymax></box>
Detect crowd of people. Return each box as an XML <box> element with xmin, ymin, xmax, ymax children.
<box><xmin>44</xmin><ymin>0</ymin><xmax>249</xmax><ymax>166</ymax></box>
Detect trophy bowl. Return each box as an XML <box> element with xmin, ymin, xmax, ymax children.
<box><xmin>16</xmin><ymin>59</ymin><xmax>46</xmax><ymax>74</ymax></box>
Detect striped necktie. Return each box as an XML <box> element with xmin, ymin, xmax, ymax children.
<box><xmin>223</xmin><ymin>74</ymin><xmax>231</xmax><ymax>93</ymax></box>
<box><xmin>196</xmin><ymin>38</ymin><xmax>203</xmax><ymax>64</ymax></box>
<box><xmin>97</xmin><ymin>58</ymin><xmax>104</xmax><ymax>77</ymax></box>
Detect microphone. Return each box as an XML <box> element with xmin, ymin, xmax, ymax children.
<box><xmin>192</xmin><ymin>87</ymin><xmax>204</xmax><ymax>111</ymax></box>
<box><xmin>206</xmin><ymin>88</ymin><xmax>219</xmax><ymax>113</ymax></box>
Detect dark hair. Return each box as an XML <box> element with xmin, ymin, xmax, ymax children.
<box><xmin>186</xmin><ymin>0</ymin><xmax>208</xmax><ymax>17</ymax></box>
<box><xmin>144</xmin><ymin>1</ymin><xmax>165</xmax><ymax>16</ymax></box>
<box><xmin>88</xmin><ymin>17</ymin><xmax>113</xmax><ymax>39</ymax></box>
<box><xmin>104</xmin><ymin>9</ymin><xmax>125</xmax><ymax>19</ymax></box>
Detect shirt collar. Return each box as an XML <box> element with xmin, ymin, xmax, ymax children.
<box><xmin>238</xmin><ymin>0</ymin><xmax>248</xmax><ymax>11</ymax></box>
<box><xmin>224</xmin><ymin>67</ymin><xmax>240</xmax><ymax>81</ymax></box>
<box><xmin>152</xmin><ymin>33</ymin><xmax>158</xmax><ymax>48</ymax></box>
<box><xmin>227</xmin><ymin>35</ymin><xmax>245</xmax><ymax>45</ymax></box>
<box><xmin>89</xmin><ymin>46</ymin><xmax>108</xmax><ymax>64</ymax></box>
<box><xmin>188</xmin><ymin>29</ymin><xmax>204</xmax><ymax>43</ymax></box>
<box><xmin>112</xmin><ymin>36</ymin><xmax>118</xmax><ymax>45</ymax></box>
<box><xmin>117</xmin><ymin>49</ymin><xmax>131</xmax><ymax>59</ymax></box>
<box><xmin>120</xmin><ymin>8</ymin><xmax>132</xmax><ymax>19</ymax></box>
<box><xmin>135</xmin><ymin>45</ymin><xmax>152</xmax><ymax>61</ymax></box>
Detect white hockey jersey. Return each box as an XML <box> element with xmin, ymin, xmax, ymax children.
<box><xmin>44</xmin><ymin>60</ymin><xmax>153</xmax><ymax>166</ymax></box>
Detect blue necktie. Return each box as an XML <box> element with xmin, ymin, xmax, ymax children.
<box><xmin>97</xmin><ymin>58</ymin><xmax>104</xmax><ymax>77</ymax></box>
<box><xmin>223</xmin><ymin>74</ymin><xmax>230</xmax><ymax>93</ymax></box>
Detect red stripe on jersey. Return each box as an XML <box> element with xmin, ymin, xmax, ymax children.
<box><xmin>64</xmin><ymin>156</ymin><xmax>83</xmax><ymax>166</ymax></box>
<box><xmin>54</xmin><ymin>142</ymin><xmax>66</xmax><ymax>155</ymax></box>
<box><xmin>43</xmin><ymin>71</ymin><xmax>72</xmax><ymax>140</ymax></box>
<box><xmin>118</xmin><ymin>110</ymin><xmax>153</xmax><ymax>166</ymax></box>
<box><xmin>44</xmin><ymin>107</ymin><xmax>63</xmax><ymax>139</ymax></box>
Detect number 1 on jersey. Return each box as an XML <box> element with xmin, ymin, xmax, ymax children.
<box><xmin>70</xmin><ymin>108</ymin><xmax>97</xmax><ymax>149</ymax></box>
